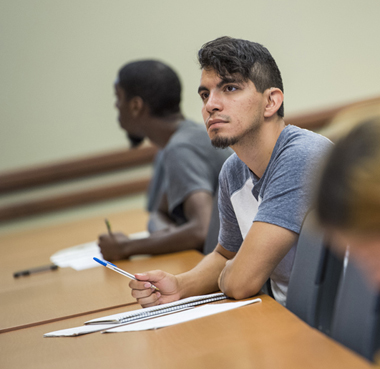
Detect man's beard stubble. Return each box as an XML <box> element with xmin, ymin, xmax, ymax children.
<box><xmin>210</xmin><ymin>119</ymin><xmax>262</xmax><ymax>149</ymax></box>
<box><xmin>211</xmin><ymin>133</ymin><xmax>240</xmax><ymax>149</ymax></box>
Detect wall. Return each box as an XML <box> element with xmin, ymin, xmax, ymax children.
<box><xmin>1</xmin><ymin>0</ymin><xmax>380</xmax><ymax>173</ymax></box>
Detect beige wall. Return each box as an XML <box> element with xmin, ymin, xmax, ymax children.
<box><xmin>1</xmin><ymin>0</ymin><xmax>380</xmax><ymax>173</ymax></box>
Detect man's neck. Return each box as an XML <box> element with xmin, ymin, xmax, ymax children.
<box><xmin>232</xmin><ymin>118</ymin><xmax>286</xmax><ymax>178</ymax></box>
<box><xmin>146</xmin><ymin>113</ymin><xmax>184</xmax><ymax>148</ymax></box>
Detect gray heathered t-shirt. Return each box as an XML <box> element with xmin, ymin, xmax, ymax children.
<box><xmin>218</xmin><ymin>124</ymin><xmax>332</xmax><ymax>305</ymax></box>
<box><xmin>147</xmin><ymin>120</ymin><xmax>232</xmax><ymax>226</ymax></box>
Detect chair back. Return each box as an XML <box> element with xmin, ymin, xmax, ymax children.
<box><xmin>286</xmin><ymin>210</ymin><xmax>343</xmax><ymax>334</ymax></box>
<box><xmin>330</xmin><ymin>257</ymin><xmax>380</xmax><ymax>361</ymax></box>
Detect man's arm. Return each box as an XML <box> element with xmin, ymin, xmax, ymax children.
<box><xmin>147</xmin><ymin>192</ymin><xmax>177</xmax><ymax>232</ymax></box>
<box><xmin>129</xmin><ymin>244</ymin><xmax>236</xmax><ymax>307</ymax></box>
<box><xmin>218</xmin><ymin>221</ymin><xmax>298</xmax><ymax>300</ymax></box>
<box><xmin>128</xmin><ymin>222</ymin><xmax>297</xmax><ymax>307</ymax></box>
<box><xmin>98</xmin><ymin>190</ymin><xmax>213</xmax><ymax>260</ymax></box>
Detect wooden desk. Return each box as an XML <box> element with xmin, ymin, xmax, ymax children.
<box><xmin>0</xmin><ymin>250</ymin><xmax>204</xmax><ymax>333</ymax></box>
<box><xmin>0</xmin><ymin>210</ymin><xmax>204</xmax><ymax>332</ymax></box>
<box><xmin>0</xmin><ymin>209</ymin><xmax>149</xmax><ymax>286</ymax></box>
<box><xmin>0</xmin><ymin>295</ymin><xmax>372</xmax><ymax>369</ymax></box>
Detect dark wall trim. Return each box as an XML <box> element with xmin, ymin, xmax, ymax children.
<box><xmin>0</xmin><ymin>179</ymin><xmax>150</xmax><ymax>222</ymax></box>
<box><xmin>286</xmin><ymin>96</ymin><xmax>380</xmax><ymax>130</ymax></box>
<box><xmin>0</xmin><ymin>145</ymin><xmax>158</xmax><ymax>194</ymax></box>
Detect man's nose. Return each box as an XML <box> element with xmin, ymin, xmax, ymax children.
<box><xmin>205</xmin><ymin>92</ymin><xmax>223</xmax><ymax>113</ymax></box>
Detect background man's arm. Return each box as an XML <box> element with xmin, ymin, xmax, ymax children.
<box><xmin>218</xmin><ymin>221</ymin><xmax>298</xmax><ymax>299</ymax></box>
<box><xmin>98</xmin><ymin>190</ymin><xmax>213</xmax><ymax>260</ymax></box>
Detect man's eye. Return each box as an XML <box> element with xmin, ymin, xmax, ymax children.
<box><xmin>200</xmin><ymin>93</ymin><xmax>209</xmax><ymax>101</ymax></box>
<box><xmin>226</xmin><ymin>85</ymin><xmax>237</xmax><ymax>92</ymax></box>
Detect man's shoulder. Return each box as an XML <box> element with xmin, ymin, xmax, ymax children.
<box><xmin>282</xmin><ymin>124</ymin><xmax>332</xmax><ymax>146</ymax></box>
<box><xmin>278</xmin><ymin>125</ymin><xmax>333</xmax><ymax>157</ymax></box>
<box><xmin>170</xmin><ymin>120</ymin><xmax>208</xmax><ymax>144</ymax></box>
<box><xmin>166</xmin><ymin>120</ymin><xmax>232</xmax><ymax>160</ymax></box>
<box><xmin>267</xmin><ymin>125</ymin><xmax>333</xmax><ymax>183</ymax></box>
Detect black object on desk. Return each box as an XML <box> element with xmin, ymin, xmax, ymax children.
<box><xmin>13</xmin><ymin>264</ymin><xmax>59</xmax><ymax>278</ymax></box>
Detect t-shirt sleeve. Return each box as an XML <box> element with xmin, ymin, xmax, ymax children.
<box><xmin>254</xmin><ymin>142</ymin><xmax>326</xmax><ymax>234</ymax></box>
<box><xmin>217</xmin><ymin>163</ymin><xmax>244</xmax><ymax>251</ymax></box>
<box><xmin>163</xmin><ymin>144</ymin><xmax>214</xmax><ymax>218</ymax></box>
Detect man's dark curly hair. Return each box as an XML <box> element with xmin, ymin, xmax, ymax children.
<box><xmin>198</xmin><ymin>36</ymin><xmax>284</xmax><ymax>117</ymax></box>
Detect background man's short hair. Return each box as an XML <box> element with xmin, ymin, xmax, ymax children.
<box><xmin>118</xmin><ymin>60</ymin><xmax>181</xmax><ymax>118</ymax></box>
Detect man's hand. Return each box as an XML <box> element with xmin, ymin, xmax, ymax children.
<box><xmin>98</xmin><ymin>232</ymin><xmax>130</xmax><ymax>261</ymax></box>
<box><xmin>129</xmin><ymin>270</ymin><xmax>181</xmax><ymax>307</ymax></box>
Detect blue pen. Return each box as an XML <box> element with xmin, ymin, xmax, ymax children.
<box><xmin>93</xmin><ymin>257</ymin><xmax>159</xmax><ymax>290</ymax></box>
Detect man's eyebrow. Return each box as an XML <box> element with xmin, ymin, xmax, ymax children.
<box><xmin>198</xmin><ymin>85</ymin><xmax>208</xmax><ymax>94</ymax></box>
<box><xmin>198</xmin><ymin>75</ymin><xmax>245</xmax><ymax>94</ymax></box>
<box><xmin>217</xmin><ymin>76</ymin><xmax>243</xmax><ymax>88</ymax></box>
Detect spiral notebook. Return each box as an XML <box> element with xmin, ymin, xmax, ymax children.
<box><xmin>43</xmin><ymin>295</ymin><xmax>261</xmax><ymax>337</ymax></box>
<box><xmin>85</xmin><ymin>292</ymin><xmax>227</xmax><ymax>325</ymax></box>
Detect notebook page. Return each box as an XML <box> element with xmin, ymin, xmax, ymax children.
<box><xmin>104</xmin><ymin>299</ymin><xmax>261</xmax><ymax>333</ymax></box>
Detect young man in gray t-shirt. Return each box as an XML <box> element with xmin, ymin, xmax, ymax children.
<box><xmin>129</xmin><ymin>37</ymin><xmax>332</xmax><ymax>307</ymax></box>
<box><xmin>218</xmin><ymin>125</ymin><xmax>331</xmax><ymax>304</ymax></box>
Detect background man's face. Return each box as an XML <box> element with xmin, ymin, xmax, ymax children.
<box><xmin>114</xmin><ymin>83</ymin><xmax>132</xmax><ymax>132</ymax></box>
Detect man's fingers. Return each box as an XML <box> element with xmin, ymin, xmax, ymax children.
<box><xmin>131</xmin><ymin>286</ymin><xmax>156</xmax><ymax>299</ymax></box>
<box><xmin>135</xmin><ymin>270</ymin><xmax>167</xmax><ymax>284</ymax></box>
<box><xmin>129</xmin><ymin>279</ymin><xmax>147</xmax><ymax>290</ymax></box>
<box><xmin>98</xmin><ymin>233</ymin><xmax>109</xmax><ymax>242</ymax></box>
<box><xmin>137</xmin><ymin>291</ymin><xmax>162</xmax><ymax>308</ymax></box>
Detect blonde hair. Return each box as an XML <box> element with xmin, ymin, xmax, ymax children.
<box><xmin>316</xmin><ymin>116</ymin><xmax>380</xmax><ymax>233</ymax></box>
<box><xmin>349</xmin><ymin>123</ymin><xmax>380</xmax><ymax>231</ymax></box>
<box><xmin>318</xmin><ymin>98</ymin><xmax>380</xmax><ymax>142</ymax></box>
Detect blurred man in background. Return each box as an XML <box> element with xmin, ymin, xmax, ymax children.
<box><xmin>98</xmin><ymin>60</ymin><xmax>231</xmax><ymax>260</ymax></box>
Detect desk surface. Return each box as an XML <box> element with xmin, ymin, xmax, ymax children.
<box><xmin>0</xmin><ymin>210</ymin><xmax>204</xmax><ymax>332</ymax></box>
<box><xmin>0</xmin><ymin>250</ymin><xmax>204</xmax><ymax>333</ymax></box>
<box><xmin>0</xmin><ymin>294</ymin><xmax>372</xmax><ymax>369</ymax></box>
<box><xmin>0</xmin><ymin>209</ymin><xmax>149</xmax><ymax>286</ymax></box>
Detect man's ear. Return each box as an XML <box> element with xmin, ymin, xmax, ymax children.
<box><xmin>264</xmin><ymin>88</ymin><xmax>283</xmax><ymax>118</ymax></box>
<box><xmin>128</xmin><ymin>96</ymin><xmax>145</xmax><ymax>117</ymax></box>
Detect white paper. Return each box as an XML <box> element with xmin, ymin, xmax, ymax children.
<box><xmin>43</xmin><ymin>299</ymin><xmax>260</xmax><ymax>337</ymax></box>
<box><xmin>104</xmin><ymin>299</ymin><xmax>261</xmax><ymax>333</ymax></box>
<box><xmin>43</xmin><ymin>307</ymin><xmax>194</xmax><ymax>337</ymax></box>
<box><xmin>44</xmin><ymin>323</ymin><xmax>120</xmax><ymax>337</ymax></box>
<box><xmin>49</xmin><ymin>231</ymin><xmax>150</xmax><ymax>271</ymax></box>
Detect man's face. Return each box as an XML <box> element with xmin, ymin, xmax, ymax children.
<box><xmin>198</xmin><ymin>68</ymin><xmax>266</xmax><ymax>149</ymax></box>
<box><xmin>114</xmin><ymin>83</ymin><xmax>145</xmax><ymax>147</ymax></box>
<box><xmin>114</xmin><ymin>83</ymin><xmax>133</xmax><ymax>132</ymax></box>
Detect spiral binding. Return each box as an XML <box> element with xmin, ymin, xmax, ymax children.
<box><xmin>119</xmin><ymin>292</ymin><xmax>227</xmax><ymax>324</ymax></box>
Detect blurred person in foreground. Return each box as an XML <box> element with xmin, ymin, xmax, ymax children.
<box><xmin>128</xmin><ymin>36</ymin><xmax>332</xmax><ymax>307</ymax></box>
<box><xmin>316</xmin><ymin>116</ymin><xmax>380</xmax><ymax>291</ymax></box>
<box><xmin>98</xmin><ymin>60</ymin><xmax>231</xmax><ymax>260</ymax></box>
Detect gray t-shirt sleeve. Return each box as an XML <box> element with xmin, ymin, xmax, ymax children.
<box><xmin>254</xmin><ymin>150</ymin><xmax>308</xmax><ymax>234</ymax></box>
<box><xmin>217</xmin><ymin>132</ymin><xmax>332</xmax><ymax>252</ymax></box>
<box><xmin>217</xmin><ymin>162</ymin><xmax>244</xmax><ymax>251</ymax></box>
<box><xmin>163</xmin><ymin>143</ymin><xmax>214</xmax><ymax>220</ymax></box>
<box><xmin>254</xmin><ymin>137</ymin><xmax>330</xmax><ymax>234</ymax></box>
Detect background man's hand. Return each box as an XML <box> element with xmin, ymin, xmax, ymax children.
<box><xmin>98</xmin><ymin>232</ymin><xmax>130</xmax><ymax>261</ymax></box>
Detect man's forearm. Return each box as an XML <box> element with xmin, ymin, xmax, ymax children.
<box><xmin>175</xmin><ymin>250</ymin><xmax>228</xmax><ymax>299</ymax></box>
<box><xmin>125</xmin><ymin>220</ymin><xmax>207</xmax><ymax>257</ymax></box>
